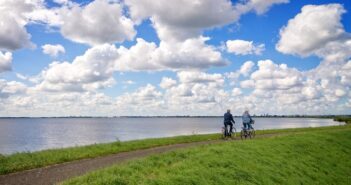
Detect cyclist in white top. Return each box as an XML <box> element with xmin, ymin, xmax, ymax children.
<box><xmin>242</xmin><ymin>110</ymin><xmax>253</xmax><ymax>130</ymax></box>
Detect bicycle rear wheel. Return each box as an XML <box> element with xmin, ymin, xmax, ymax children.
<box><xmin>240</xmin><ymin>130</ymin><xmax>245</xmax><ymax>139</ymax></box>
<box><xmin>221</xmin><ymin>127</ymin><xmax>226</xmax><ymax>139</ymax></box>
<box><xmin>231</xmin><ymin>127</ymin><xmax>237</xmax><ymax>138</ymax></box>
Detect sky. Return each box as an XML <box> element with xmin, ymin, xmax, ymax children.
<box><xmin>0</xmin><ymin>0</ymin><xmax>350</xmax><ymax>117</ymax></box>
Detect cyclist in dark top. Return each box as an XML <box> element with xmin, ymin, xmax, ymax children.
<box><xmin>224</xmin><ymin>109</ymin><xmax>235</xmax><ymax>135</ymax></box>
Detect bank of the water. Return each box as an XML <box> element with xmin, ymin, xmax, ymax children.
<box><xmin>0</xmin><ymin>125</ymin><xmax>349</xmax><ymax>175</ymax></box>
<box><xmin>334</xmin><ymin>116</ymin><xmax>351</xmax><ymax>124</ymax></box>
<box><xmin>64</xmin><ymin>125</ymin><xmax>351</xmax><ymax>185</ymax></box>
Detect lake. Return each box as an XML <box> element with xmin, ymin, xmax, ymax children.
<box><xmin>0</xmin><ymin>117</ymin><xmax>343</xmax><ymax>154</ymax></box>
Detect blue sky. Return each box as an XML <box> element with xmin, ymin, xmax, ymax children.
<box><xmin>0</xmin><ymin>0</ymin><xmax>350</xmax><ymax>116</ymax></box>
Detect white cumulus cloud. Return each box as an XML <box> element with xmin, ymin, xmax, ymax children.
<box><xmin>116</xmin><ymin>37</ymin><xmax>227</xmax><ymax>71</ymax></box>
<box><xmin>0</xmin><ymin>79</ymin><xmax>27</xmax><ymax>98</ymax></box>
<box><xmin>42</xmin><ymin>44</ymin><xmax>65</xmax><ymax>57</ymax></box>
<box><xmin>159</xmin><ymin>77</ymin><xmax>177</xmax><ymax>89</ymax></box>
<box><xmin>126</xmin><ymin>0</ymin><xmax>238</xmax><ymax>41</ymax></box>
<box><xmin>239</xmin><ymin>61</ymin><xmax>255</xmax><ymax>76</ymax></box>
<box><xmin>250</xmin><ymin>60</ymin><xmax>303</xmax><ymax>90</ymax></box>
<box><xmin>0</xmin><ymin>51</ymin><xmax>12</xmax><ymax>73</ymax></box>
<box><xmin>276</xmin><ymin>4</ymin><xmax>348</xmax><ymax>57</ymax></box>
<box><xmin>37</xmin><ymin>44</ymin><xmax>118</xmax><ymax>92</ymax></box>
<box><xmin>226</xmin><ymin>40</ymin><xmax>264</xmax><ymax>55</ymax></box>
<box><xmin>235</xmin><ymin>0</ymin><xmax>289</xmax><ymax>15</ymax></box>
<box><xmin>232</xmin><ymin>88</ymin><xmax>242</xmax><ymax>96</ymax></box>
<box><xmin>126</xmin><ymin>0</ymin><xmax>288</xmax><ymax>42</ymax></box>
<box><xmin>59</xmin><ymin>0</ymin><xmax>136</xmax><ymax>45</ymax></box>
<box><xmin>0</xmin><ymin>0</ymin><xmax>40</xmax><ymax>51</ymax></box>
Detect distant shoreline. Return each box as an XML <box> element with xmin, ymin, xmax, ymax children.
<box><xmin>0</xmin><ymin>115</ymin><xmax>349</xmax><ymax>119</ymax></box>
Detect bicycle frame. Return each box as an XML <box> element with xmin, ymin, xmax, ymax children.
<box><xmin>222</xmin><ymin>124</ymin><xmax>236</xmax><ymax>138</ymax></box>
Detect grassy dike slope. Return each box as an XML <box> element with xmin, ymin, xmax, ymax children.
<box><xmin>0</xmin><ymin>134</ymin><xmax>220</xmax><ymax>174</ymax></box>
<box><xmin>63</xmin><ymin>126</ymin><xmax>351</xmax><ymax>185</ymax></box>
<box><xmin>0</xmin><ymin>125</ymin><xmax>348</xmax><ymax>175</ymax></box>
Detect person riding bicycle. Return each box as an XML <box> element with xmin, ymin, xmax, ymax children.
<box><xmin>224</xmin><ymin>109</ymin><xmax>235</xmax><ymax>136</ymax></box>
<box><xmin>242</xmin><ymin>110</ymin><xmax>254</xmax><ymax>130</ymax></box>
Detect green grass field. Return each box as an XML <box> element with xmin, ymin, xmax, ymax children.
<box><xmin>63</xmin><ymin>126</ymin><xmax>351</xmax><ymax>185</ymax></box>
<box><xmin>0</xmin><ymin>125</ymin><xmax>348</xmax><ymax>175</ymax></box>
<box><xmin>0</xmin><ymin>133</ymin><xmax>219</xmax><ymax>175</ymax></box>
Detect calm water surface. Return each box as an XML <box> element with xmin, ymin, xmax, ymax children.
<box><xmin>0</xmin><ymin>117</ymin><xmax>343</xmax><ymax>154</ymax></box>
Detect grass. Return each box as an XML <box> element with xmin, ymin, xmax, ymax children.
<box><xmin>0</xmin><ymin>134</ymin><xmax>219</xmax><ymax>175</ymax></box>
<box><xmin>334</xmin><ymin>116</ymin><xmax>351</xmax><ymax>124</ymax></box>
<box><xmin>63</xmin><ymin>126</ymin><xmax>351</xmax><ymax>185</ymax></box>
<box><xmin>0</xmin><ymin>125</ymin><xmax>348</xmax><ymax>175</ymax></box>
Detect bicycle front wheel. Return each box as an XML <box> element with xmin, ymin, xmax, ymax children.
<box><xmin>232</xmin><ymin>127</ymin><xmax>236</xmax><ymax>138</ymax></box>
<box><xmin>249</xmin><ymin>131</ymin><xmax>252</xmax><ymax>139</ymax></box>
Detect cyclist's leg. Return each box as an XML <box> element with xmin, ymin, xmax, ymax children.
<box><xmin>243</xmin><ymin>122</ymin><xmax>248</xmax><ymax>130</ymax></box>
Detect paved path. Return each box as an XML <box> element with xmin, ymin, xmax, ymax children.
<box><xmin>0</xmin><ymin>134</ymin><xmax>277</xmax><ymax>185</ymax></box>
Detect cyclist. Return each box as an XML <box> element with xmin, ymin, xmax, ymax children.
<box><xmin>223</xmin><ymin>109</ymin><xmax>235</xmax><ymax>136</ymax></box>
<box><xmin>242</xmin><ymin>110</ymin><xmax>253</xmax><ymax>130</ymax></box>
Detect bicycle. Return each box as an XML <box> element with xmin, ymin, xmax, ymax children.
<box><xmin>222</xmin><ymin>124</ymin><xmax>236</xmax><ymax>139</ymax></box>
<box><xmin>240</xmin><ymin>120</ymin><xmax>255</xmax><ymax>139</ymax></box>
<box><xmin>240</xmin><ymin>128</ymin><xmax>255</xmax><ymax>139</ymax></box>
